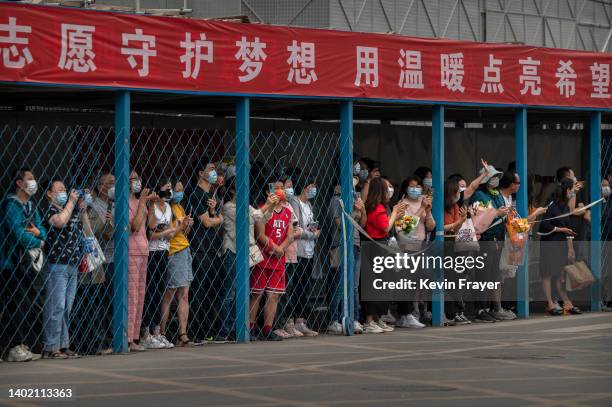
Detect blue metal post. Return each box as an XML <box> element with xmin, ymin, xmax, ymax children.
<box><xmin>590</xmin><ymin>111</ymin><xmax>602</xmax><ymax>312</ymax></box>
<box><xmin>113</xmin><ymin>91</ymin><xmax>130</xmax><ymax>353</ymax></box>
<box><xmin>431</xmin><ymin>105</ymin><xmax>445</xmax><ymax>327</ymax></box>
<box><xmin>340</xmin><ymin>101</ymin><xmax>355</xmax><ymax>336</ymax></box>
<box><xmin>235</xmin><ymin>97</ymin><xmax>251</xmax><ymax>342</ymax></box>
<box><xmin>515</xmin><ymin>108</ymin><xmax>529</xmax><ymax>318</ymax></box>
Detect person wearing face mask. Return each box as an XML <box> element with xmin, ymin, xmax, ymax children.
<box><xmin>414</xmin><ymin>167</ymin><xmax>433</xmax><ymax>195</ymax></box>
<box><xmin>1</xmin><ymin>168</ymin><xmax>47</xmax><ymax>362</ymax></box>
<box><xmin>251</xmin><ymin>180</ymin><xmax>294</xmax><ymax>341</ymax></box>
<box><xmin>393</xmin><ymin>176</ymin><xmax>435</xmax><ymax>329</ymax></box>
<box><xmin>41</xmin><ymin>179</ymin><xmax>93</xmax><ymax>359</ymax></box>
<box><xmin>142</xmin><ymin>178</ymin><xmax>182</xmax><ymax>350</ymax></box>
<box><xmin>159</xmin><ymin>180</ymin><xmax>195</xmax><ymax>347</ymax></box>
<box><xmin>285</xmin><ymin>178</ymin><xmax>320</xmax><ymax>337</ymax></box>
<box><xmin>74</xmin><ymin>170</ymin><xmax>115</xmax><ymax>356</ymax></box>
<box><xmin>126</xmin><ymin>171</ymin><xmax>155</xmax><ymax>352</ymax></box>
<box><xmin>273</xmin><ymin>176</ymin><xmax>303</xmax><ymax>338</ymax></box>
<box><xmin>186</xmin><ymin>158</ymin><xmax>224</xmax><ymax>342</ymax></box>
<box><xmin>362</xmin><ymin>177</ymin><xmax>407</xmax><ymax>333</ymax></box>
<box><xmin>539</xmin><ymin>179</ymin><xmax>581</xmax><ymax>316</ymax></box>
<box><xmin>358</xmin><ymin>158</ymin><xmax>380</xmax><ymax>202</ymax></box>
<box><xmin>469</xmin><ymin>165</ymin><xmax>510</xmax><ymax>323</ymax></box>
<box><xmin>447</xmin><ymin>159</ymin><xmax>492</xmax><ymax>207</ymax></box>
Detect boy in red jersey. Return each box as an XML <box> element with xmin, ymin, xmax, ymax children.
<box><xmin>250</xmin><ymin>181</ymin><xmax>294</xmax><ymax>341</ymax></box>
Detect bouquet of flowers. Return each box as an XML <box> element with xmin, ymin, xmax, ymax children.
<box><xmin>471</xmin><ymin>201</ymin><xmax>498</xmax><ymax>235</ymax></box>
<box><xmin>503</xmin><ymin>211</ymin><xmax>530</xmax><ymax>267</ymax></box>
<box><xmin>395</xmin><ymin>214</ymin><xmax>419</xmax><ymax>235</ymax></box>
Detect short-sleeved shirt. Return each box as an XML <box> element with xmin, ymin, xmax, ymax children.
<box><xmin>129</xmin><ymin>197</ymin><xmax>149</xmax><ymax>257</ymax></box>
<box><xmin>258</xmin><ymin>206</ymin><xmax>292</xmax><ymax>271</ymax></box>
<box><xmin>365</xmin><ymin>204</ymin><xmax>389</xmax><ymax>240</ymax></box>
<box><xmin>186</xmin><ymin>185</ymin><xmax>220</xmax><ymax>254</ymax></box>
<box><xmin>169</xmin><ymin>203</ymin><xmax>190</xmax><ymax>256</ymax></box>
<box><xmin>148</xmin><ymin>202</ymin><xmax>172</xmax><ymax>252</ymax></box>
<box><xmin>45</xmin><ymin>204</ymin><xmax>84</xmax><ymax>266</ymax></box>
<box><xmin>404</xmin><ymin>197</ymin><xmax>429</xmax><ymax>241</ymax></box>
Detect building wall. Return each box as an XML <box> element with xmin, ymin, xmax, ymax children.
<box><xmin>100</xmin><ymin>1</ymin><xmax>612</xmax><ymax>52</ymax></box>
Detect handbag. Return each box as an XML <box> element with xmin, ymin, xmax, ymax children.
<box><xmin>85</xmin><ymin>236</ymin><xmax>106</xmax><ymax>272</ymax></box>
<box><xmin>564</xmin><ymin>261</ymin><xmax>594</xmax><ymax>291</ymax></box>
<box><xmin>454</xmin><ymin>218</ymin><xmax>480</xmax><ymax>253</ymax></box>
<box><xmin>248</xmin><ymin>244</ymin><xmax>264</xmax><ymax>268</ymax></box>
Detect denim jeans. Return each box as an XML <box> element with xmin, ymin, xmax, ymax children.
<box><xmin>219</xmin><ymin>251</ymin><xmax>236</xmax><ymax>337</ymax></box>
<box><xmin>43</xmin><ymin>263</ymin><xmax>78</xmax><ymax>352</ymax></box>
<box><xmin>329</xmin><ymin>245</ymin><xmax>361</xmax><ymax>323</ymax></box>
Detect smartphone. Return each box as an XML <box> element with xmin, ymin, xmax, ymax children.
<box><xmin>268</xmin><ymin>183</ymin><xmax>276</xmax><ymax>194</ymax></box>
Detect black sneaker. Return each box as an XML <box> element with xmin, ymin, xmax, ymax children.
<box><xmin>264</xmin><ymin>331</ymin><xmax>283</xmax><ymax>341</ymax></box>
<box><xmin>453</xmin><ymin>314</ymin><xmax>470</xmax><ymax>325</ymax></box>
<box><xmin>487</xmin><ymin>310</ymin><xmax>503</xmax><ymax>321</ymax></box>
<box><xmin>474</xmin><ymin>310</ymin><xmax>496</xmax><ymax>323</ymax></box>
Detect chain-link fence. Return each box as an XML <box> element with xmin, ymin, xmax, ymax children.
<box><xmin>602</xmin><ymin>134</ymin><xmax>612</xmax><ymax>307</ymax></box>
<box><xmin>0</xmin><ymin>121</ymin><xmax>345</xmax><ymax>359</ymax></box>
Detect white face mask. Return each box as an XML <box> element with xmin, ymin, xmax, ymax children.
<box><xmin>131</xmin><ymin>180</ymin><xmax>142</xmax><ymax>194</ymax></box>
<box><xmin>24</xmin><ymin>180</ymin><xmax>38</xmax><ymax>196</ymax></box>
<box><xmin>387</xmin><ymin>187</ymin><xmax>394</xmax><ymax>199</ymax></box>
<box><xmin>458</xmin><ymin>186</ymin><xmax>466</xmax><ymax>193</ymax></box>
<box><xmin>488</xmin><ymin>178</ymin><xmax>499</xmax><ymax>189</ymax></box>
<box><xmin>603</xmin><ymin>186</ymin><xmax>611</xmax><ymax>198</ymax></box>
<box><xmin>107</xmin><ymin>186</ymin><xmax>115</xmax><ymax>200</ymax></box>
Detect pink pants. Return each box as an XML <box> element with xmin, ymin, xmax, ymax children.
<box><xmin>128</xmin><ymin>255</ymin><xmax>148</xmax><ymax>342</ymax></box>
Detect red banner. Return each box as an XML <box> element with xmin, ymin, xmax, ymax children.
<box><xmin>1</xmin><ymin>3</ymin><xmax>611</xmax><ymax>108</ymax></box>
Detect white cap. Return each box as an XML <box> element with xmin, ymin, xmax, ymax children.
<box><xmin>479</xmin><ymin>165</ymin><xmax>503</xmax><ymax>184</ymax></box>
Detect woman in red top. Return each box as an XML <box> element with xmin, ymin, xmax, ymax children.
<box><xmin>362</xmin><ymin>177</ymin><xmax>406</xmax><ymax>334</ymax></box>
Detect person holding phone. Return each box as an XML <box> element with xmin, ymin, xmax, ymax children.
<box><xmin>42</xmin><ymin>180</ymin><xmax>92</xmax><ymax>359</ymax></box>
<box><xmin>250</xmin><ymin>181</ymin><xmax>294</xmax><ymax>341</ymax></box>
<box><xmin>142</xmin><ymin>178</ymin><xmax>182</xmax><ymax>349</ymax></box>
<box><xmin>160</xmin><ymin>180</ymin><xmax>194</xmax><ymax>347</ymax></box>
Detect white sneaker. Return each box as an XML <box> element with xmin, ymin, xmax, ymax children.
<box><xmin>353</xmin><ymin>320</ymin><xmax>364</xmax><ymax>334</ymax></box>
<box><xmin>142</xmin><ymin>335</ymin><xmax>165</xmax><ymax>349</ymax></box>
<box><xmin>364</xmin><ymin>321</ymin><xmax>384</xmax><ymax>334</ymax></box>
<box><xmin>376</xmin><ymin>320</ymin><xmax>394</xmax><ymax>332</ymax></box>
<box><xmin>7</xmin><ymin>344</ymin><xmax>37</xmax><ymax>362</ymax></box>
<box><xmin>284</xmin><ymin>320</ymin><xmax>304</xmax><ymax>338</ymax></box>
<box><xmin>380</xmin><ymin>310</ymin><xmax>396</xmax><ymax>324</ymax></box>
<box><xmin>396</xmin><ymin>314</ymin><xmax>425</xmax><ymax>328</ymax></box>
<box><xmin>156</xmin><ymin>335</ymin><xmax>174</xmax><ymax>349</ymax></box>
<box><xmin>327</xmin><ymin>321</ymin><xmax>343</xmax><ymax>335</ymax></box>
<box><xmin>295</xmin><ymin>322</ymin><xmax>318</xmax><ymax>337</ymax></box>
<box><xmin>501</xmin><ymin>309</ymin><xmax>517</xmax><ymax>320</ymax></box>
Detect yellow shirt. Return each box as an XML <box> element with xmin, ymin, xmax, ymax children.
<box><xmin>169</xmin><ymin>203</ymin><xmax>190</xmax><ymax>256</ymax></box>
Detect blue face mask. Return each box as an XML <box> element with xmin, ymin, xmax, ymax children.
<box><xmin>407</xmin><ymin>186</ymin><xmax>422</xmax><ymax>200</ymax></box>
<box><xmin>172</xmin><ymin>191</ymin><xmax>184</xmax><ymax>203</ymax></box>
<box><xmin>423</xmin><ymin>178</ymin><xmax>433</xmax><ymax>188</ymax></box>
<box><xmin>55</xmin><ymin>192</ymin><xmax>68</xmax><ymax>207</ymax></box>
<box><xmin>359</xmin><ymin>169</ymin><xmax>369</xmax><ymax>181</ymax></box>
<box><xmin>208</xmin><ymin>170</ymin><xmax>218</xmax><ymax>184</ymax></box>
<box><xmin>353</xmin><ymin>163</ymin><xmax>360</xmax><ymax>175</ymax></box>
<box><xmin>285</xmin><ymin>187</ymin><xmax>294</xmax><ymax>198</ymax></box>
<box><xmin>307</xmin><ymin>187</ymin><xmax>317</xmax><ymax>200</ymax></box>
<box><xmin>84</xmin><ymin>193</ymin><xmax>93</xmax><ymax>206</ymax></box>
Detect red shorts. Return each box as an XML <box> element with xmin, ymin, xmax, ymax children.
<box><xmin>250</xmin><ymin>266</ymin><xmax>286</xmax><ymax>295</ymax></box>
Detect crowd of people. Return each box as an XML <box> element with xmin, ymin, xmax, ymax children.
<box><xmin>1</xmin><ymin>154</ymin><xmax>611</xmax><ymax>362</ymax></box>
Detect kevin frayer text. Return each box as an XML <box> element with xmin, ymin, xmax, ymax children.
<box><xmin>373</xmin><ymin>278</ymin><xmax>501</xmax><ymax>291</ymax></box>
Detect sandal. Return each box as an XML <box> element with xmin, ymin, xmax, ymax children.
<box><xmin>42</xmin><ymin>351</ymin><xmax>68</xmax><ymax>360</ymax></box>
<box><xmin>545</xmin><ymin>306</ymin><xmax>563</xmax><ymax>316</ymax></box>
<box><xmin>176</xmin><ymin>333</ymin><xmax>193</xmax><ymax>347</ymax></box>
<box><xmin>60</xmin><ymin>349</ymin><xmax>80</xmax><ymax>359</ymax></box>
<box><xmin>564</xmin><ymin>306</ymin><xmax>582</xmax><ymax>315</ymax></box>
